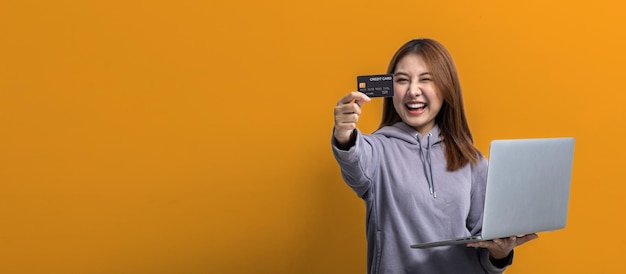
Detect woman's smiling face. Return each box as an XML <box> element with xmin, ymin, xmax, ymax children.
<box><xmin>392</xmin><ymin>53</ymin><xmax>443</xmax><ymax>136</ymax></box>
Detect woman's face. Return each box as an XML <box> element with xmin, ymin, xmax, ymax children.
<box><xmin>392</xmin><ymin>53</ymin><xmax>443</xmax><ymax>136</ymax></box>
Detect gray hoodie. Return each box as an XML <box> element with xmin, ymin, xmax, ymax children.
<box><xmin>332</xmin><ymin>122</ymin><xmax>509</xmax><ymax>274</ymax></box>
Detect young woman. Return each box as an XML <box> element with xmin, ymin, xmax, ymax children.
<box><xmin>332</xmin><ymin>38</ymin><xmax>537</xmax><ymax>273</ymax></box>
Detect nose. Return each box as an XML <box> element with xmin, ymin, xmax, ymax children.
<box><xmin>408</xmin><ymin>81</ymin><xmax>422</xmax><ymax>97</ymax></box>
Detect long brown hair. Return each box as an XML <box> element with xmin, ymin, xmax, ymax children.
<box><xmin>380</xmin><ymin>38</ymin><xmax>479</xmax><ymax>171</ymax></box>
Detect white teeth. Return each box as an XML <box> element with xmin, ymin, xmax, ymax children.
<box><xmin>407</xmin><ymin>103</ymin><xmax>425</xmax><ymax>109</ymax></box>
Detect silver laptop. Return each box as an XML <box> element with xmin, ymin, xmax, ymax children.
<box><xmin>411</xmin><ymin>137</ymin><xmax>575</xmax><ymax>249</ymax></box>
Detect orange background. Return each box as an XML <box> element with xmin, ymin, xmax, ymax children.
<box><xmin>1</xmin><ymin>0</ymin><xmax>625</xmax><ymax>273</ymax></box>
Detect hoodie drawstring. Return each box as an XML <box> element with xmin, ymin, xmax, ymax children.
<box><xmin>418</xmin><ymin>133</ymin><xmax>437</xmax><ymax>198</ymax></box>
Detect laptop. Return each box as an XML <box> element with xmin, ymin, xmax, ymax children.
<box><xmin>411</xmin><ymin>137</ymin><xmax>575</xmax><ymax>249</ymax></box>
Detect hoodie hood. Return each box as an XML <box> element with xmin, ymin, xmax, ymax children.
<box><xmin>374</xmin><ymin>122</ymin><xmax>443</xmax><ymax>148</ymax></box>
<box><xmin>375</xmin><ymin>122</ymin><xmax>443</xmax><ymax>198</ymax></box>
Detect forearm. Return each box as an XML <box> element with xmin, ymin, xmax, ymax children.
<box><xmin>333</xmin><ymin>128</ymin><xmax>357</xmax><ymax>151</ymax></box>
<box><xmin>331</xmin><ymin>129</ymin><xmax>377</xmax><ymax>197</ymax></box>
<box><xmin>477</xmin><ymin>248</ymin><xmax>513</xmax><ymax>274</ymax></box>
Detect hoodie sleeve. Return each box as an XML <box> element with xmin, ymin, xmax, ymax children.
<box><xmin>467</xmin><ymin>155</ymin><xmax>488</xmax><ymax>235</ymax></box>
<box><xmin>478</xmin><ymin>248</ymin><xmax>513</xmax><ymax>273</ymax></box>
<box><xmin>469</xmin><ymin>156</ymin><xmax>514</xmax><ymax>273</ymax></box>
<box><xmin>331</xmin><ymin>129</ymin><xmax>380</xmax><ymax>198</ymax></box>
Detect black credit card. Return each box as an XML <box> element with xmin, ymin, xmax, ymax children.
<box><xmin>357</xmin><ymin>74</ymin><xmax>394</xmax><ymax>97</ymax></box>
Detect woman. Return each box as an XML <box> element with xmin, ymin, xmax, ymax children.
<box><xmin>332</xmin><ymin>38</ymin><xmax>537</xmax><ymax>273</ymax></box>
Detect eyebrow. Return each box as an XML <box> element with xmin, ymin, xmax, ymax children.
<box><xmin>394</xmin><ymin>72</ymin><xmax>432</xmax><ymax>77</ymax></box>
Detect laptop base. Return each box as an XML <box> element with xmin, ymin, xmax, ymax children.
<box><xmin>411</xmin><ymin>236</ymin><xmax>484</xmax><ymax>249</ymax></box>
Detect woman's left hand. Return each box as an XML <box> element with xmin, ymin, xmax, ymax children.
<box><xmin>466</xmin><ymin>233</ymin><xmax>539</xmax><ymax>259</ymax></box>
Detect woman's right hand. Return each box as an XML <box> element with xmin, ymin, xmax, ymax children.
<box><xmin>333</xmin><ymin>92</ymin><xmax>371</xmax><ymax>146</ymax></box>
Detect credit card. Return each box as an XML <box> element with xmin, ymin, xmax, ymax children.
<box><xmin>357</xmin><ymin>74</ymin><xmax>394</xmax><ymax>97</ymax></box>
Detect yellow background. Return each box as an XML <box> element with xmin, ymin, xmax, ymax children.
<box><xmin>1</xmin><ymin>0</ymin><xmax>624</xmax><ymax>273</ymax></box>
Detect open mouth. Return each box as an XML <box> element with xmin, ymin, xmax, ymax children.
<box><xmin>406</xmin><ymin>103</ymin><xmax>427</xmax><ymax>111</ymax></box>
